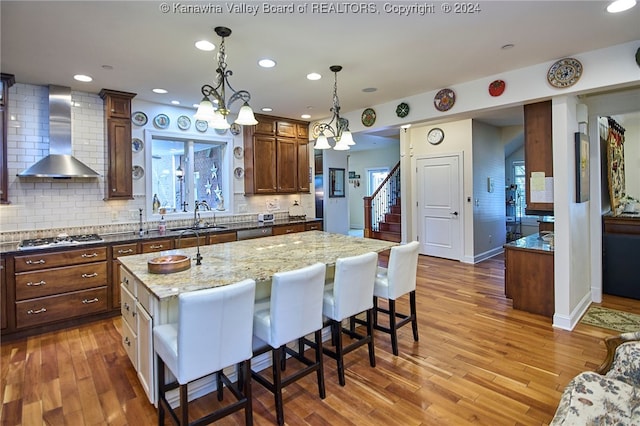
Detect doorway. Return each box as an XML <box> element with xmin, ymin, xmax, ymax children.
<box><xmin>416</xmin><ymin>154</ymin><xmax>463</xmax><ymax>260</ymax></box>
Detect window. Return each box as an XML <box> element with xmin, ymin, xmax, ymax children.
<box><xmin>513</xmin><ymin>161</ymin><xmax>526</xmax><ymax>218</ymax></box>
<box><xmin>145</xmin><ymin>130</ymin><xmax>231</xmax><ymax>219</ymax></box>
<box><xmin>366</xmin><ymin>167</ymin><xmax>389</xmax><ymax>196</ymax></box>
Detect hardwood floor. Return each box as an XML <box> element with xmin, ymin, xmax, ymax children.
<box><xmin>2</xmin><ymin>253</ymin><xmax>638</xmax><ymax>425</ymax></box>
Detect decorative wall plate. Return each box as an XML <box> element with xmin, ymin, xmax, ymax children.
<box><xmin>233</xmin><ymin>146</ymin><xmax>244</xmax><ymax>159</ymax></box>
<box><xmin>434</xmin><ymin>88</ymin><xmax>456</xmax><ymax>112</ymax></box>
<box><xmin>361</xmin><ymin>108</ymin><xmax>376</xmax><ymax>127</ymax></box>
<box><xmin>132</xmin><ymin>137</ymin><xmax>144</xmax><ymax>152</ymax></box>
<box><xmin>153</xmin><ymin>113</ymin><xmax>170</xmax><ymax>129</ymax></box>
<box><xmin>132</xmin><ymin>165</ymin><xmax>144</xmax><ymax>180</ymax></box>
<box><xmin>195</xmin><ymin>120</ymin><xmax>208</xmax><ymax>132</ymax></box>
<box><xmin>547</xmin><ymin>58</ymin><xmax>583</xmax><ymax>88</ymax></box>
<box><xmin>214</xmin><ymin>127</ymin><xmax>227</xmax><ymax>135</ymax></box>
<box><xmin>131</xmin><ymin>111</ymin><xmax>148</xmax><ymax>126</ymax></box>
<box><xmin>234</xmin><ymin>167</ymin><xmax>244</xmax><ymax>179</ymax></box>
<box><xmin>230</xmin><ymin>123</ymin><xmax>241</xmax><ymax>135</ymax></box>
<box><xmin>396</xmin><ymin>102</ymin><xmax>410</xmax><ymax>118</ymax></box>
<box><xmin>488</xmin><ymin>80</ymin><xmax>506</xmax><ymax>97</ymax></box>
<box><xmin>177</xmin><ymin>115</ymin><xmax>191</xmax><ymax>130</ymax></box>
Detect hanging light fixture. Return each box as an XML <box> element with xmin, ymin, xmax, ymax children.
<box><xmin>314</xmin><ymin>65</ymin><xmax>355</xmax><ymax>151</ymax></box>
<box><xmin>194</xmin><ymin>26</ymin><xmax>258</xmax><ymax>129</ymax></box>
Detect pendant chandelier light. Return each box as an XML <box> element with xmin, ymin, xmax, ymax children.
<box><xmin>194</xmin><ymin>26</ymin><xmax>258</xmax><ymax>129</ymax></box>
<box><xmin>314</xmin><ymin>65</ymin><xmax>355</xmax><ymax>151</ymax></box>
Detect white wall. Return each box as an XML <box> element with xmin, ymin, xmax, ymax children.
<box><xmin>322</xmin><ymin>149</ymin><xmax>349</xmax><ymax>235</ymax></box>
<box><xmin>347</xmin><ymin>145</ymin><xmax>400</xmax><ymax>229</ymax></box>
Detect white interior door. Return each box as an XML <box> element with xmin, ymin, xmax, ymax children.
<box><xmin>417</xmin><ymin>155</ymin><xmax>462</xmax><ymax>260</ymax></box>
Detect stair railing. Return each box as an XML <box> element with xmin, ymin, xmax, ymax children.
<box><xmin>364</xmin><ymin>162</ymin><xmax>400</xmax><ymax>238</ymax></box>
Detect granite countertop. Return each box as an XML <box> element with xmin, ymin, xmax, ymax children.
<box><xmin>119</xmin><ymin>231</ymin><xmax>396</xmax><ymax>300</ymax></box>
<box><xmin>504</xmin><ymin>232</ymin><xmax>554</xmax><ymax>253</ymax></box>
<box><xmin>0</xmin><ymin>217</ymin><xmax>321</xmax><ymax>255</ymax></box>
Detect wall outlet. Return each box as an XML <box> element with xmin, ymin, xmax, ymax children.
<box><xmin>489</xmin><ymin>234</ymin><xmax>493</xmax><ymax>243</ymax></box>
<box><xmin>130</xmin><ymin>210</ymin><xmax>139</xmax><ymax>220</ymax></box>
<box><xmin>111</xmin><ymin>211</ymin><xmax>118</xmax><ymax>222</ymax></box>
<box><xmin>238</xmin><ymin>204</ymin><xmax>247</xmax><ymax>213</ymax></box>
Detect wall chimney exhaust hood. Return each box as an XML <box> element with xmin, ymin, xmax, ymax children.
<box><xmin>18</xmin><ymin>85</ymin><xmax>101</xmax><ymax>178</ymax></box>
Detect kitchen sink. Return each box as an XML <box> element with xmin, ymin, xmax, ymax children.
<box><xmin>169</xmin><ymin>225</ymin><xmax>227</xmax><ymax>232</ymax></box>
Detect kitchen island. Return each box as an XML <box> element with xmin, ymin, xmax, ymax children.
<box><xmin>117</xmin><ymin>231</ymin><xmax>397</xmax><ymax>404</ymax></box>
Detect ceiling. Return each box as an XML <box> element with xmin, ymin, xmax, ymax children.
<box><xmin>2</xmin><ymin>1</ymin><xmax>639</xmax><ymax>147</ymax></box>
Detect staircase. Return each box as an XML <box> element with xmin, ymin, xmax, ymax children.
<box><xmin>372</xmin><ymin>198</ymin><xmax>401</xmax><ymax>242</ymax></box>
<box><xmin>364</xmin><ymin>162</ymin><xmax>401</xmax><ymax>243</ymax></box>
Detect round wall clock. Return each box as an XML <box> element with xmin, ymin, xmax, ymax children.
<box><xmin>434</xmin><ymin>88</ymin><xmax>456</xmax><ymax>112</ymax></box>
<box><xmin>427</xmin><ymin>128</ymin><xmax>445</xmax><ymax>145</ymax></box>
<box><xmin>396</xmin><ymin>102</ymin><xmax>410</xmax><ymax>118</ymax></box>
<box><xmin>361</xmin><ymin>108</ymin><xmax>376</xmax><ymax>127</ymax></box>
<box><xmin>547</xmin><ymin>58</ymin><xmax>583</xmax><ymax>88</ymax></box>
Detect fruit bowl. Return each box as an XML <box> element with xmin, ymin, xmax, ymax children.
<box><xmin>148</xmin><ymin>254</ymin><xmax>191</xmax><ymax>274</ymax></box>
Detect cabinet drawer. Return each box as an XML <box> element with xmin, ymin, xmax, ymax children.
<box><xmin>121</xmin><ymin>317</ymin><xmax>138</xmax><ymax>370</ymax></box>
<box><xmin>276</xmin><ymin>121</ymin><xmax>297</xmax><ymax>138</ymax></box>
<box><xmin>15</xmin><ymin>247</ymin><xmax>107</xmax><ymax>272</ymax></box>
<box><xmin>15</xmin><ymin>286</ymin><xmax>108</xmax><ymax>329</ymax></box>
<box><xmin>15</xmin><ymin>262</ymin><xmax>107</xmax><ymax>301</ymax></box>
<box><xmin>120</xmin><ymin>266</ymin><xmax>136</xmax><ymax>297</ymax></box>
<box><xmin>121</xmin><ymin>284</ymin><xmax>137</xmax><ymax>329</ymax></box>
<box><xmin>137</xmin><ymin>284</ymin><xmax>154</xmax><ymax>316</ymax></box>
<box><xmin>112</xmin><ymin>243</ymin><xmax>139</xmax><ymax>258</ymax></box>
<box><xmin>140</xmin><ymin>239</ymin><xmax>172</xmax><ymax>253</ymax></box>
<box><xmin>208</xmin><ymin>232</ymin><xmax>237</xmax><ymax>244</ymax></box>
<box><xmin>273</xmin><ymin>224</ymin><xmax>305</xmax><ymax>235</ymax></box>
<box><xmin>305</xmin><ymin>222</ymin><xmax>322</xmax><ymax>231</ymax></box>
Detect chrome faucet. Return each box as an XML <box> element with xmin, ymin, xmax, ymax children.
<box><xmin>177</xmin><ymin>229</ymin><xmax>203</xmax><ymax>265</ymax></box>
<box><xmin>193</xmin><ymin>200</ymin><xmax>211</xmax><ymax>228</ymax></box>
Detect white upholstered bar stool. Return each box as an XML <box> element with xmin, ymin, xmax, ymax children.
<box><xmin>322</xmin><ymin>251</ymin><xmax>378</xmax><ymax>386</ymax></box>
<box><xmin>153</xmin><ymin>279</ymin><xmax>256</xmax><ymax>426</ymax></box>
<box><xmin>251</xmin><ymin>262</ymin><xmax>326</xmax><ymax>426</ymax></box>
<box><xmin>373</xmin><ymin>241</ymin><xmax>420</xmax><ymax>356</ymax></box>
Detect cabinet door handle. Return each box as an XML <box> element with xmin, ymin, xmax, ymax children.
<box><xmin>123</xmin><ymin>302</ymin><xmax>130</xmax><ymax>311</ymax></box>
<box><xmin>25</xmin><ymin>259</ymin><xmax>46</xmax><ymax>265</ymax></box>
<box><xmin>81</xmin><ymin>253</ymin><xmax>98</xmax><ymax>258</ymax></box>
<box><xmin>122</xmin><ymin>277</ymin><xmax>130</xmax><ymax>286</ymax></box>
<box><xmin>149</xmin><ymin>244</ymin><xmax>164</xmax><ymax>249</ymax></box>
<box><xmin>27</xmin><ymin>308</ymin><xmax>47</xmax><ymax>315</ymax></box>
<box><xmin>82</xmin><ymin>298</ymin><xmax>99</xmax><ymax>304</ymax></box>
<box><xmin>26</xmin><ymin>280</ymin><xmax>46</xmax><ymax>287</ymax></box>
<box><xmin>118</xmin><ymin>249</ymin><xmax>134</xmax><ymax>254</ymax></box>
<box><xmin>124</xmin><ymin>336</ymin><xmax>131</xmax><ymax>346</ymax></box>
<box><xmin>81</xmin><ymin>272</ymin><xmax>98</xmax><ymax>278</ymax></box>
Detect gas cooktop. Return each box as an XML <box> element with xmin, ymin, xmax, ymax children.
<box><xmin>18</xmin><ymin>233</ymin><xmax>104</xmax><ymax>250</ymax></box>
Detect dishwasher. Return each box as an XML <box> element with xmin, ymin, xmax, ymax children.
<box><xmin>237</xmin><ymin>227</ymin><xmax>273</xmax><ymax>240</ymax></box>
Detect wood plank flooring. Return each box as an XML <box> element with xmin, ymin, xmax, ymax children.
<box><xmin>2</xmin><ymin>253</ymin><xmax>638</xmax><ymax>425</ymax></box>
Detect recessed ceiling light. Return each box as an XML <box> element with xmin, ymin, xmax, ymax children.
<box><xmin>195</xmin><ymin>40</ymin><xmax>215</xmax><ymax>51</ymax></box>
<box><xmin>607</xmin><ymin>0</ymin><xmax>636</xmax><ymax>12</ymax></box>
<box><xmin>171</xmin><ymin>100</ymin><xmax>180</xmax><ymax>105</ymax></box>
<box><xmin>362</xmin><ymin>87</ymin><xmax>377</xmax><ymax>93</ymax></box>
<box><xmin>307</xmin><ymin>73</ymin><xmax>322</xmax><ymax>81</ymax></box>
<box><xmin>73</xmin><ymin>74</ymin><xmax>93</xmax><ymax>82</ymax></box>
<box><xmin>261</xmin><ymin>107</ymin><xmax>273</xmax><ymax>112</ymax></box>
<box><xmin>301</xmin><ymin>114</ymin><xmax>311</xmax><ymax>119</ymax></box>
<box><xmin>501</xmin><ymin>43</ymin><xmax>515</xmax><ymax>50</ymax></box>
<box><xmin>152</xmin><ymin>88</ymin><xmax>168</xmax><ymax>94</ymax></box>
<box><xmin>258</xmin><ymin>59</ymin><xmax>276</xmax><ymax>68</ymax></box>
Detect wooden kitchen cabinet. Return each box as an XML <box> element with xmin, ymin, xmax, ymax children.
<box><xmin>504</xmin><ymin>243</ymin><xmax>554</xmax><ymax>318</ymax></box>
<box><xmin>524</xmin><ymin>100</ymin><xmax>553</xmax><ymax>215</ymax></box>
<box><xmin>1</xmin><ymin>257</ymin><xmax>6</xmax><ymax>329</ymax></box>
<box><xmin>244</xmin><ymin>114</ymin><xmax>310</xmax><ymax>195</ymax></box>
<box><xmin>13</xmin><ymin>247</ymin><xmax>109</xmax><ymax>329</ymax></box>
<box><xmin>140</xmin><ymin>239</ymin><xmax>173</xmax><ymax>253</ymax></box>
<box><xmin>111</xmin><ymin>242</ymin><xmax>139</xmax><ymax>310</ymax></box>
<box><xmin>100</xmin><ymin>89</ymin><xmax>136</xmax><ymax>200</ymax></box>
<box><xmin>273</xmin><ymin>223</ymin><xmax>305</xmax><ymax>235</ymax></box>
<box><xmin>0</xmin><ymin>73</ymin><xmax>15</xmax><ymax>204</ymax></box>
<box><xmin>305</xmin><ymin>220</ymin><xmax>323</xmax><ymax>231</ymax></box>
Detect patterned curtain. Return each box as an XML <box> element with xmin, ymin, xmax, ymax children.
<box><xmin>606</xmin><ymin>117</ymin><xmax>626</xmax><ymax>210</ymax></box>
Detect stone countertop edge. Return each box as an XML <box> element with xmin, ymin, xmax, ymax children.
<box><xmin>0</xmin><ymin>218</ymin><xmax>322</xmax><ymax>255</ymax></box>
<box><xmin>119</xmin><ymin>231</ymin><xmax>396</xmax><ymax>300</ymax></box>
<box><xmin>504</xmin><ymin>232</ymin><xmax>554</xmax><ymax>253</ymax></box>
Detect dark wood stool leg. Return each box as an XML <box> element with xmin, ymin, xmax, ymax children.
<box><xmin>217</xmin><ymin>370</ymin><xmax>224</xmax><ymax>401</ymax></box>
<box><xmin>180</xmin><ymin>383</ymin><xmax>189</xmax><ymax>425</ymax></box>
<box><xmin>157</xmin><ymin>355</ymin><xmax>165</xmax><ymax>426</ymax></box>
<box><xmin>373</xmin><ymin>296</ymin><xmax>379</xmax><ymax>327</ymax></box>
<box><xmin>333</xmin><ymin>320</ymin><xmax>346</xmax><ymax>386</ymax></box>
<box><xmin>315</xmin><ymin>329</ymin><xmax>326</xmax><ymax>399</ymax></box>
<box><xmin>389</xmin><ymin>299</ymin><xmax>399</xmax><ymax>356</ymax></box>
<box><xmin>272</xmin><ymin>347</ymin><xmax>285</xmax><ymax>426</ymax></box>
<box><xmin>243</xmin><ymin>360</ymin><xmax>253</xmax><ymax>425</ymax></box>
<box><xmin>366</xmin><ymin>309</ymin><xmax>376</xmax><ymax>367</ymax></box>
<box><xmin>410</xmin><ymin>290</ymin><xmax>419</xmax><ymax>342</ymax></box>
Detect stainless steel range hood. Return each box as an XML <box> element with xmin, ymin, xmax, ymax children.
<box><xmin>18</xmin><ymin>85</ymin><xmax>100</xmax><ymax>178</ymax></box>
